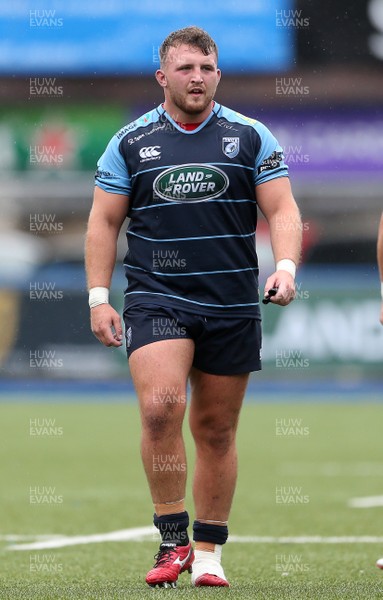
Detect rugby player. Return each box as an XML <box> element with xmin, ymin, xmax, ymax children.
<box><xmin>85</xmin><ymin>26</ymin><xmax>302</xmax><ymax>588</ymax></box>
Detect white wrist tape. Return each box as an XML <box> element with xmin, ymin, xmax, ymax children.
<box><xmin>381</xmin><ymin>281</ymin><xmax>383</xmax><ymax>300</ymax></box>
<box><xmin>88</xmin><ymin>287</ymin><xmax>109</xmax><ymax>309</ymax></box>
<box><xmin>276</xmin><ymin>259</ymin><xmax>296</xmax><ymax>279</ymax></box>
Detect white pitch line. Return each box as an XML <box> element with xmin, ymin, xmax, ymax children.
<box><xmin>6</xmin><ymin>526</ymin><xmax>155</xmax><ymax>551</ymax></box>
<box><xmin>6</xmin><ymin>529</ymin><xmax>383</xmax><ymax>551</ymax></box>
<box><xmin>348</xmin><ymin>496</ymin><xmax>383</xmax><ymax>508</ymax></box>
<box><xmin>0</xmin><ymin>534</ymin><xmax>66</xmax><ymax>542</ymax></box>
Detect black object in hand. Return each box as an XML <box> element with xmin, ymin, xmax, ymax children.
<box><xmin>262</xmin><ymin>287</ymin><xmax>278</xmax><ymax>304</ymax></box>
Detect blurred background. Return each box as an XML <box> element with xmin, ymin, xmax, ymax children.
<box><xmin>0</xmin><ymin>0</ymin><xmax>382</xmax><ymax>393</ymax></box>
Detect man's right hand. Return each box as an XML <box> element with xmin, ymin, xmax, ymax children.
<box><xmin>90</xmin><ymin>304</ymin><xmax>123</xmax><ymax>347</ymax></box>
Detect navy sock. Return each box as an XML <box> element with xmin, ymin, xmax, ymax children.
<box><xmin>193</xmin><ymin>520</ymin><xmax>228</xmax><ymax>545</ymax></box>
<box><xmin>153</xmin><ymin>511</ymin><xmax>190</xmax><ymax>546</ymax></box>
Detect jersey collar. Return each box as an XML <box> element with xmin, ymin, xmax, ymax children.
<box><xmin>156</xmin><ymin>103</ymin><xmax>221</xmax><ymax>135</ymax></box>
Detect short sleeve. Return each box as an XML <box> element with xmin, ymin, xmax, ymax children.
<box><xmin>254</xmin><ymin>122</ymin><xmax>288</xmax><ymax>186</ymax></box>
<box><xmin>95</xmin><ymin>135</ymin><xmax>131</xmax><ymax>195</ymax></box>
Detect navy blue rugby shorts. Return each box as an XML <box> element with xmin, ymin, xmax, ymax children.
<box><xmin>123</xmin><ymin>303</ymin><xmax>262</xmax><ymax>375</ymax></box>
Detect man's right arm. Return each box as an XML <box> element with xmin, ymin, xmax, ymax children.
<box><xmin>85</xmin><ymin>186</ymin><xmax>129</xmax><ymax>347</ymax></box>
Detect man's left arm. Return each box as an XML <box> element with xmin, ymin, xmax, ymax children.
<box><xmin>256</xmin><ymin>177</ymin><xmax>302</xmax><ymax>306</ymax></box>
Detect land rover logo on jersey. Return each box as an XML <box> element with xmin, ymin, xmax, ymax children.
<box><xmin>222</xmin><ymin>137</ymin><xmax>240</xmax><ymax>159</ymax></box>
<box><xmin>153</xmin><ymin>164</ymin><xmax>229</xmax><ymax>203</ymax></box>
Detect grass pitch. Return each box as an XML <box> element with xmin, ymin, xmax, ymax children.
<box><xmin>1</xmin><ymin>396</ymin><xmax>383</xmax><ymax>599</ymax></box>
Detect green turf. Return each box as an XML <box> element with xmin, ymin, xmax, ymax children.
<box><xmin>1</xmin><ymin>398</ymin><xmax>383</xmax><ymax>599</ymax></box>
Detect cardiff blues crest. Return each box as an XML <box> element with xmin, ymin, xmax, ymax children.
<box><xmin>222</xmin><ymin>137</ymin><xmax>240</xmax><ymax>158</ymax></box>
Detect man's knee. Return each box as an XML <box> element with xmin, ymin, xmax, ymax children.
<box><xmin>141</xmin><ymin>401</ymin><xmax>186</xmax><ymax>442</ymax></box>
<box><xmin>191</xmin><ymin>416</ymin><xmax>237</xmax><ymax>455</ymax></box>
<box><xmin>142</xmin><ymin>412</ymin><xmax>173</xmax><ymax>442</ymax></box>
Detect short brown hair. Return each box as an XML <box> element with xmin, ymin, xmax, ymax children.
<box><xmin>159</xmin><ymin>26</ymin><xmax>218</xmax><ymax>66</ymax></box>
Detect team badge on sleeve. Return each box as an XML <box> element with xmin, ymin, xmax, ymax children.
<box><xmin>222</xmin><ymin>137</ymin><xmax>240</xmax><ymax>159</ymax></box>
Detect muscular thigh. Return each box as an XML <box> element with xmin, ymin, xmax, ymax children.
<box><xmin>129</xmin><ymin>338</ymin><xmax>195</xmax><ymax>416</ymax></box>
<box><xmin>189</xmin><ymin>368</ymin><xmax>249</xmax><ymax>430</ymax></box>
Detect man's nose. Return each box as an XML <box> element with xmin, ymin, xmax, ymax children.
<box><xmin>190</xmin><ymin>69</ymin><xmax>203</xmax><ymax>83</ymax></box>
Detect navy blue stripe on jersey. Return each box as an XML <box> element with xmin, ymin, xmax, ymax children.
<box><xmin>124</xmin><ymin>264</ymin><xmax>258</xmax><ymax>276</ymax></box>
<box><xmin>124</xmin><ymin>291</ymin><xmax>259</xmax><ymax>310</ymax></box>
<box><xmin>127</xmin><ymin>231</ymin><xmax>255</xmax><ymax>242</ymax></box>
<box><xmin>131</xmin><ymin>198</ymin><xmax>257</xmax><ymax>211</ymax></box>
<box><xmin>95</xmin><ymin>103</ymin><xmax>289</xmax><ymax>318</ymax></box>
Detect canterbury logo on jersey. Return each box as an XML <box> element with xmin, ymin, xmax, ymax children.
<box><xmin>139</xmin><ymin>146</ymin><xmax>161</xmax><ymax>162</ymax></box>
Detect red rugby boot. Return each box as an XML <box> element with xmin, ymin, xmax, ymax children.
<box><xmin>146</xmin><ymin>542</ymin><xmax>194</xmax><ymax>588</ymax></box>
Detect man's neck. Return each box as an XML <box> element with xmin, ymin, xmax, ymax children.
<box><xmin>162</xmin><ymin>101</ymin><xmax>214</xmax><ymax>124</ymax></box>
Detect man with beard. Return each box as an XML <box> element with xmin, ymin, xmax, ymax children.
<box><xmin>85</xmin><ymin>26</ymin><xmax>302</xmax><ymax>588</ymax></box>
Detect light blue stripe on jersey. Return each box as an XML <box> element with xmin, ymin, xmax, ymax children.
<box><xmin>127</xmin><ymin>231</ymin><xmax>254</xmax><ymax>242</ymax></box>
<box><xmin>131</xmin><ymin>164</ymin><xmax>180</xmax><ymax>179</ymax></box>
<box><xmin>131</xmin><ymin>198</ymin><xmax>257</xmax><ymax>211</ymax></box>
<box><xmin>124</xmin><ymin>264</ymin><xmax>258</xmax><ymax>276</ymax></box>
<box><xmin>208</xmin><ymin>162</ymin><xmax>254</xmax><ymax>171</ymax></box>
<box><xmin>124</xmin><ymin>290</ymin><xmax>259</xmax><ymax>308</ymax></box>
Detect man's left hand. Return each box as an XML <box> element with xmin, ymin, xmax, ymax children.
<box><xmin>263</xmin><ymin>270</ymin><xmax>296</xmax><ymax>306</ymax></box>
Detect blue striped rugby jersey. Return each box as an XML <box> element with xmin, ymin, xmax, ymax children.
<box><xmin>95</xmin><ymin>102</ymin><xmax>288</xmax><ymax>319</ymax></box>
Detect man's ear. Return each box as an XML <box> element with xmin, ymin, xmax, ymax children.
<box><xmin>155</xmin><ymin>69</ymin><xmax>167</xmax><ymax>88</ymax></box>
